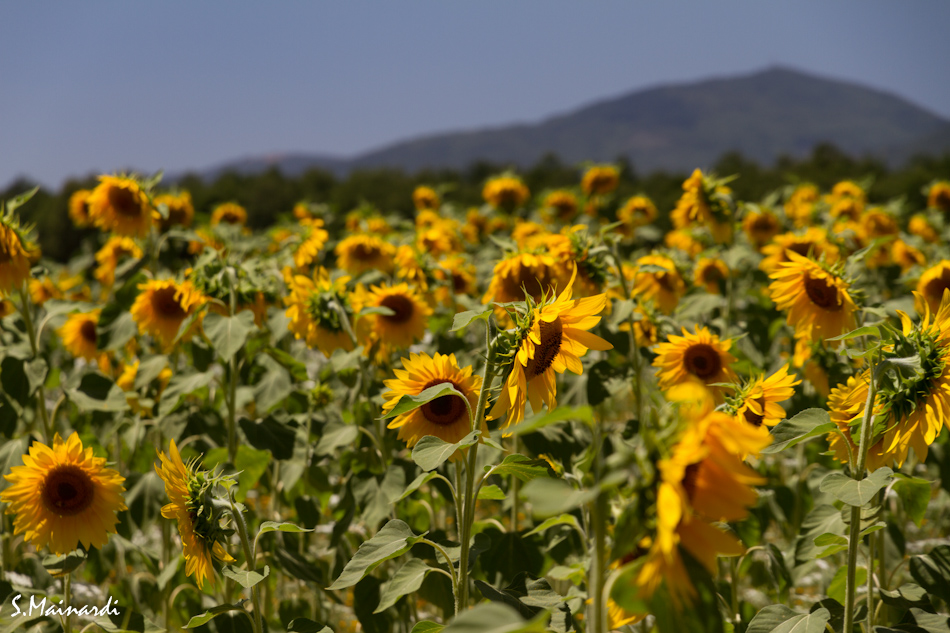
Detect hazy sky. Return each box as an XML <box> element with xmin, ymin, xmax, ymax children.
<box><xmin>2</xmin><ymin>1</ymin><xmax>948</xmax><ymax>189</ymax></box>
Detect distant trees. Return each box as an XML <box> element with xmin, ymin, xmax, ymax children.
<box><xmin>5</xmin><ymin>144</ymin><xmax>949</xmax><ymax>262</ymax></box>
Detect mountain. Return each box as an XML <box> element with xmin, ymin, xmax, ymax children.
<box><xmin>192</xmin><ymin>66</ymin><xmax>950</xmax><ymax>179</ymax></box>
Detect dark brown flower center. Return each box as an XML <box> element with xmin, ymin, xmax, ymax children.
<box><xmin>804</xmin><ymin>274</ymin><xmax>842</xmax><ymax>311</ymax></box>
<box><xmin>525</xmin><ymin>318</ymin><xmax>563</xmax><ymax>378</ymax></box>
<box><xmin>152</xmin><ymin>286</ymin><xmax>187</xmax><ymax>319</ymax></box>
<box><xmin>452</xmin><ymin>272</ymin><xmax>468</xmax><ymax>293</ymax></box>
<box><xmin>380</xmin><ymin>294</ymin><xmax>414</xmax><ymax>324</ymax></box>
<box><xmin>787</xmin><ymin>242</ymin><xmax>815</xmax><ymax>258</ymax></box>
<box><xmin>109</xmin><ymin>186</ymin><xmax>142</xmax><ymax>218</ymax></box>
<box><xmin>352</xmin><ymin>242</ymin><xmax>381</xmax><ymax>261</ymax></box>
<box><xmin>924</xmin><ymin>268</ymin><xmax>950</xmax><ymax>305</ymax></box>
<box><xmin>701</xmin><ymin>265</ymin><xmax>723</xmax><ymax>284</ymax></box>
<box><xmin>684</xmin><ymin>343</ymin><xmax>722</xmax><ymax>379</ymax></box>
<box><xmin>501</xmin><ymin>268</ymin><xmax>551</xmax><ymax>302</ymax></box>
<box><xmin>80</xmin><ymin>319</ymin><xmax>98</xmax><ymax>344</ymax></box>
<box><xmin>42</xmin><ymin>464</ymin><xmax>95</xmax><ymax>517</ymax></box>
<box><xmin>681</xmin><ymin>462</ymin><xmax>701</xmax><ymax>501</ymax></box>
<box><xmin>743</xmin><ymin>397</ymin><xmax>766</xmax><ymax>427</ymax></box>
<box><xmin>420</xmin><ymin>380</ymin><xmax>467</xmax><ymax>426</ymax></box>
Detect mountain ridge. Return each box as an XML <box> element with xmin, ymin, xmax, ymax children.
<box><xmin>181</xmin><ymin>66</ymin><xmax>950</xmax><ymax>180</ymax></box>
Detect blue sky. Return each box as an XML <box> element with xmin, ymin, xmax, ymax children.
<box><xmin>2</xmin><ymin>1</ymin><xmax>948</xmax><ymax>189</ymax></box>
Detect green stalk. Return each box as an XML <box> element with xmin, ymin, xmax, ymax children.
<box><xmin>458</xmin><ymin>333</ymin><xmax>497</xmax><ymax>611</ymax></box>
<box><xmin>609</xmin><ymin>244</ymin><xmax>644</xmax><ymax>428</ymax></box>
<box><xmin>510</xmin><ymin>435</ymin><xmax>520</xmax><ymax>531</ymax></box>
<box><xmin>843</xmin><ymin>357</ymin><xmax>879</xmax><ymax>633</ymax></box>
<box><xmin>63</xmin><ymin>572</ymin><xmax>72</xmax><ymax>633</ymax></box>
<box><xmin>18</xmin><ymin>287</ymin><xmax>52</xmax><ymax>441</ymax></box>
<box><xmin>230</xmin><ymin>498</ymin><xmax>264</xmax><ymax>633</ymax></box>
<box><xmin>588</xmin><ymin>420</ymin><xmax>607</xmax><ymax>633</ymax></box>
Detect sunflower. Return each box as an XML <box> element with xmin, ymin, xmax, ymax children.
<box><xmin>908</xmin><ymin>214</ymin><xmax>939</xmax><ymax>243</ymax></box>
<box><xmin>742</xmin><ymin>208</ymin><xmax>780</xmax><ymax>249</ymax></box>
<box><xmin>60</xmin><ymin>310</ymin><xmax>102</xmax><ymax>361</ymax></box>
<box><xmin>730</xmin><ymin>364</ymin><xmax>800</xmax><ymax>428</ymax></box>
<box><xmin>916</xmin><ymin>260</ymin><xmax>950</xmax><ymax>315</ymax></box>
<box><xmin>489</xmin><ymin>268</ymin><xmax>612</xmax><ymax>431</ymax></box>
<box><xmin>210</xmin><ymin>202</ymin><xmax>247</xmax><ymax>227</ymax></box>
<box><xmin>617</xmin><ymin>195</ymin><xmax>658</xmax><ymax>230</ymax></box>
<box><xmin>382</xmin><ymin>353</ymin><xmax>484</xmax><ymax>455</ymax></box>
<box><xmin>95</xmin><ymin>236</ymin><xmax>143</xmax><ymax>287</ymax></box>
<box><xmin>893</xmin><ymin>240</ymin><xmax>926</xmax><ymax>272</ymax></box>
<box><xmin>156</xmin><ymin>440</ymin><xmax>235</xmax><ymax>589</ymax></box>
<box><xmin>153</xmin><ymin>191</ymin><xmax>195</xmax><ymax>231</ymax></box>
<box><xmin>86</xmin><ymin>175</ymin><xmax>154</xmax><ymax>238</ymax></box>
<box><xmin>293</xmin><ymin>218</ymin><xmax>330</xmax><ymax>269</ymax></box>
<box><xmin>0</xmin><ymin>297</ymin><xmax>14</xmax><ymax>318</ymax></box>
<box><xmin>285</xmin><ymin>268</ymin><xmax>355</xmax><ymax>357</ymax></box>
<box><xmin>417</xmin><ymin>219</ymin><xmax>461</xmax><ymax>257</ymax></box>
<box><xmin>759</xmin><ymin>227</ymin><xmax>840</xmax><ymax>274</ymax></box>
<box><xmin>619</xmin><ymin>306</ymin><xmax>659</xmax><ymax>349</ymax></box>
<box><xmin>1</xmin><ymin>433</ymin><xmax>126</xmax><ymax>555</ymax></box>
<box><xmin>631</xmin><ymin>254</ymin><xmax>686</xmax><ymax>315</ymax></box>
<box><xmin>581</xmin><ymin>165</ymin><xmax>619</xmax><ymax>196</ymax></box>
<box><xmin>541</xmin><ymin>190</ymin><xmax>579</xmax><ymax>223</ymax></box>
<box><xmin>335</xmin><ymin>234</ymin><xmax>396</xmax><ymax>276</ymax></box>
<box><xmin>653</xmin><ymin>326</ymin><xmax>737</xmax><ymax>402</ymax></box>
<box><xmin>826</xmin><ymin>180</ymin><xmax>865</xmax><ymax>220</ymax></box>
<box><xmin>0</xmin><ymin>218</ymin><xmax>35</xmax><ymax>293</ymax></box>
<box><xmin>826</xmin><ymin>371</ymin><xmax>891</xmax><ymax>472</ymax></box>
<box><xmin>784</xmin><ymin>183</ymin><xmax>819</xmax><ymax>228</ymax></box>
<box><xmin>670</xmin><ymin>169</ymin><xmax>733</xmax><ymax>243</ymax></box>
<box><xmin>483</xmin><ymin>175</ymin><xmax>530</xmax><ymax>212</ymax></box>
<box><xmin>767</xmin><ymin>251</ymin><xmax>856</xmax><ymax>343</ymax></box>
<box><xmin>131</xmin><ymin>279</ymin><xmax>206</xmax><ymax>350</ymax></box>
<box><xmin>929</xmin><ymin>181</ymin><xmax>950</xmax><ymax>212</ymax></box>
<box><xmin>483</xmin><ymin>252</ymin><xmax>565</xmax><ymax>323</ymax></box>
<box><xmin>511</xmin><ymin>221</ymin><xmax>550</xmax><ymax>249</ymax></box>
<box><xmin>412</xmin><ymin>186</ymin><xmax>440</xmax><ymax>211</ymax></box>
<box><xmin>664</xmin><ymin>229</ymin><xmax>704</xmax><ymax>257</ymax></box>
<box><xmin>434</xmin><ymin>255</ymin><xmax>477</xmax><ymax>307</ymax></box>
<box><xmin>68</xmin><ymin>189</ymin><xmax>93</xmax><ymax>228</ymax></box>
<box><xmin>351</xmin><ymin>282</ymin><xmax>432</xmax><ymax>356</ymax></box>
<box><xmin>29</xmin><ymin>271</ymin><xmax>84</xmax><ymax>305</ymax></box>
<box><xmin>636</xmin><ymin>402</ymin><xmax>769</xmax><ymax>605</ymax></box>
<box><xmin>694</xmin><ymin>258</ymin><xmax>729</xmax><ymax>294</ymax></box>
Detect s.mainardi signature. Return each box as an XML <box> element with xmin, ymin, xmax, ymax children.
<box><xmin>3</xmin><ymin>594</ymin><xmax>120</xmax><ymax>618</ymax></box>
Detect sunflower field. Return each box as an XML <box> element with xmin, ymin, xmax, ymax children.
<box><xmin>2</xmin><ymin>166</ymin><xmax>950</xmax><ymax>633</ymax></box>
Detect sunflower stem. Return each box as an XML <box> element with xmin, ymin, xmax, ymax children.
<box><xmin>230</xmin><ymin>496</ymin><xmax>264</xmax><ymax>633</ymax></box>
<box><xmin>17</xmin><ymin>287</ymin><xmax>53</xmax><ymax>442</ymax></box>
<box><xmin>458</xmin><ymin>333</ymin><xmax>497</xmax><ymax>611</ymax></box>
<box><xmin>510</xmin><ymin>435</ymin><xmax>520</xmax><ymax>532</ymax></box>
<box><xmin>609</xmin><ymin>244</ymin><xmax>644</xmax><ymax>432</ymax></box>
<box><xmin>588</xmin><ymin>417</ymin><xmax>607</xmax><ymax>633</ymax></box>
<box><xmin>844</xmin><ymin>351</ymin><xmax>880</xmax><ymax>633</ymax></box>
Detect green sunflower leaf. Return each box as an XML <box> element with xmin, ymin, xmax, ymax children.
<box><xmin>327</xmin><ymin>519</ymin><xmax>428</xmax><ymax>590</ymax></box>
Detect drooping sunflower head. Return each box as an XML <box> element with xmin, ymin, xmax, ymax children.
<box><xmin>383</xmin><ymin>352</ymin><xmax>484</xmax><ymax>454</ymax></box>
<box><xmin>928</xmin><ymin>181</ymin><xmax>950</xmax><ymax>213</ymax></box>
<box><xmin>68</xmin><ymin>189</ymin><xmax>93</xmax><ymax>228</ymax></box>
<box><xmin>826</xmin><ymin>371</ymin><xmax>892</xmax><ymax>471</ymax></box>
<box><xmin>94</xmin><ymin>236</ymin><xmax>143</xmax><ymax>287</ymax></box>
<box><xmin>293</xmin><ymin>218</ymin><xmax>330</xmax><ymax>270</ymax></box>
<box><xmin>60</xmin><ymin>309</ymin><xmax>102</xmax><ymax>362</ymax></box>
<box><xmin>412</xmin><ymin>186</ymin><xmax>441</xmax><ymax>211</ymax></box>
<box><xmin>483</xmin><ymin>175</ymin><xmax>530</xmax><ymax>212</ymax></box>
<box><xmin>351</xmin><ymin>282</ymin><xmax>432</xmax><ymax>355</ymax></box>
<box><xmin>489</xmin><ymin>268</ymin><xmax>612</xmax><ymax>430</ymax></box>
<box><xmin>131</xmin><ymin>279</ymin><xmax>206</xmax><ymax>351</ymax></box>
<box><xmin>335</xmin><ymin>234</ymin><xmax>396</xmax><ymax>276</ymax></box>
<box><xmin>632</xmin><ymin>254</ymin><xmax>686</xmax><ymax>315</ymax></box>
<box><xmin>545</xmin><ymin>226</ymin><xmax>609</xmax><ymax>298</ymax></box>
<box><xmin>581</xmin><ymin>164</ymin><xmax>619</xmax><ymax>197</ymax></box>
<box><xmin>154</xmin><ymin>191</ymin><xmax>195</xmax><ymax>231</ymax></box>
<box><xmin>694</xmin><ymin>258</ymin><xmax>729</xmax><ymax>295</ymax></box>
<box><xmin>1</xmin><ymin>433</ymin><xmax>126</xmax><ymax>555</ymax></box>
<box><xmin>210</xmin><ymin>202</ymin><xmax>247</xmax><ymax>227</ymax></box>
<box><xmin>652</xmin><ymin>326</ymin><xmax>737</xmax><ymax>402</ymax></box>
<box><xmin>156</xmin><ymin>440</ymin><xmax>235</xmax><ymax>589</ymax></box>
<box><xmin>767</xmin><ymin>251</ymin><xmax>856</xmax><ymax>343</ymax></box>
<box><xmin>0</xmin><ymin>213</ymin><xmax>37</xmax><ymax>294</ymax></box>
<box><xmin>285</xmin><ymin>267</ymin><xmax>354</xmax><ymax>358</ymax></box>
<box><xmin>86</xmin><ymin>175</ymin><xmax>154</xmax><ymax>238</ymax></box>
<box><xmin>916</xmin><ymin>260</ymin><xmax>950</xmax><ymax>316</ymax></box>
<box><xmin>541</xmin><ymin>190</ymin><xmax>579</xmax><ymax>223</ymax></box>
<box><xmin>727</xmin><ymin>364</ymin><xmax>801</xmax><ymax>429</ymax></box>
